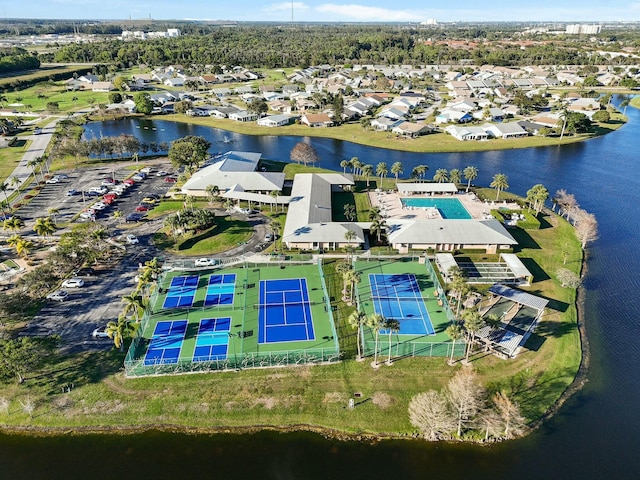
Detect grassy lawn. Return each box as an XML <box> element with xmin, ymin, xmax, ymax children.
<box><xmin>0</xmin><ymin>139</ymin><xmax>31</xmax><ymax>183</ymax></box>
<box><xmin>153</xmin><ymin>216</ymin><xmax>253</xmax><ymax>255</ymax></box>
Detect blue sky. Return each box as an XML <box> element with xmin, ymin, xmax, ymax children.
<box><xmin>6</xmin><ymin>1</ymin><xmax>639</xmax><ymax>22</ymax></box>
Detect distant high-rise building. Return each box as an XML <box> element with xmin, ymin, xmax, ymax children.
<box><xmin>421</xmin><ymin>18</ymin><xmax>438</xmax><ymax>26</ymax></box>
<box><xmin>566</xmin><ymin>24</ymin><xmax>601</xmax><ymax>35</ymax></box>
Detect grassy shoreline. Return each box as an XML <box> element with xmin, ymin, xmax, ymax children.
<box><xmin>150</xmin><ymin>112</ymin><xmax>625</xmax><ymax>154</ymax></box>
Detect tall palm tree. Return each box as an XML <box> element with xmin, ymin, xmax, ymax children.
<box><xmin>270</xmin><ymin>220</ymin><xmax>281</xmax><ymax>250</ymax></box>
<box><xmin>47</xmin><ymin>207</ymin><xmax>60</xmax><ymax>225</ymax></box>
<box><xmin>344</xmin><ymin>229</ymin><xmax>356</xmax><ymax>263</ymax></box>
<box><xmin>33</xmin><ymin>217</ymin><xmax>56</xmax><ymax>239</ymax></box>
<box><xmin>526</xmin><ymin>184</ymin><xmax>549</xmax><ymax>216</ymax></box>
<box><xmin>106</xmin><ymin>314</ymin><xmax>136</xmax><ymax>351</ymax></box>
<box><xmin>335</xmin><ymin>261</ymin><xmax>352</xmax><ymax>301</ymax></box>
<box><xmin>433</xmin><ymin>168</ymin><xmax>449</xmax><ymax>183</ymax></box>
<box><xmin>348</xmin><ymin>309</ymin><xmax>368</xmax><ymax>360</ymax></box>
<box><xmin>461</xmin><ymin>309</ymin><xmax>484</xmax><ymax>364</ymax></box>
<box><xmin>10</xmin><ymin>176</ymin><xmax>21</xmax><ymax>202</ymax></box>
<box><xmin>270</xmin><ymin>190</ymin><xmax>281</xmax><ymax>212</ymax></box>
<box><xmin>121</xmin><ymin>292</ymin><xmax>145</xmax><ymax>322</ymax></box>
<box><xmin>27</xmin><ymin>158</ymin><xmax>42</xmax><ymax>183</ymax></box>
<box><xmin>13</xmin><ymin>236</ymin><xmax>33</xmax><ymax>259</ymax></box>
<box><xmin>558</xmin><ymin>106</ymin><xmax>570</xmax><ymax>139</ymax></box>
<box><xmin>348</xmin><ymin>269</ymin><xmax>361</xmax><ymax>305</ymax></box>
<box><xmin>340</xmin><ymin>159</ymin><xmax>351</xmax><ymax>175</ymax></box>
<box><xmin>448</xmin><ymin>266</ymin><xmax>468</xmax><ymax>317</ymax></box>
<box><xmin>411</xmin><ymin>164</ymin><xmax>428</xmax><ymax>182</ymax></box>
<box><xmin>490</xmin><ymin>173</ymin><xmax>509</xmax><ymax>201</ymax></box>
<box><xmin>351</xmin><ymin>157</ymin><xmax>363</xmax><ymax>178</ymax></box>
<box><xmin>384</xmin><ymin>318</ymin><xmax>401</xmax><ymax>365</ymax></box>
<box><xmin>3</xmin><ymin>216</ymin><xmax>24</xmax><ymax>232</ymax></box>
<box><xmin>370</xmin><ymin>314</ymin><xmax>386</xmax><ymax>368</ymax></box>
<box><xmin>0</xmin><ymin>183</ymin><xmax>9</xmax><ymax>210</ymax></box>
<box><xmin>376</xmin><ymin>162</ymin><xmax>388</xmax><ymax>186</ymax></box>
<box><xmin>205</xmin><ymin>184</ymin><xmax>219</xmax><ymax>204</ymax></box>
<box><xmin>362</xmin><ymin>164</ymin><xmax>373</xmax><ymax>189</ymax></box>
<box><xmin>463</xmin><ymin>166</ymin><xmax>478</xmax><ymax>192</ymax></box>
<box><xmin>391</xmin><ymin>161</ymin><xmax>403</xmax><ymax>186</ymax></box>
<box><xmin>369</xmin><ymin>217</ymin><xmax>387</xmax><ymax>244</ymax></box>
<box><xmin>445</xmin><ymin>323</ymin><xmax>464</xmax><ymax>365</ymax></box>
<box><xmin>449</xmin><ymin>169</ymin><xmax>461</xmax><ymax>186</ymax></box>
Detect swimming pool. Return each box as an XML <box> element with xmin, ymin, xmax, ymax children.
<box><xmin>400</xmin><ymin>197</ymin><xmax>472</xmax><ymax>219</ymax></box>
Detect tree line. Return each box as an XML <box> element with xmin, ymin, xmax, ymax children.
<box><xmin>0</xmin><ymin>47</ymin><xmax>40</xmax><ymax>74</ymax></box>
<box><xmin>43</xmin><ymin>25</ymin><xmax>629</xmax><ymax>69</ymax></box>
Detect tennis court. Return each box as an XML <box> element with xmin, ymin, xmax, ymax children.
<box><xmin>204</xmin><ymin>273</ymin><xmax>237</xmax><ymax>306</ymax></box>
<box><xmin>144</xmin><ymin>320</ymin><xmax>187</xmax><ymax>365</ymax></box>
<box><xmin>258</xmin><ymin>278</ymin><xmax>315</xmax><ymax>344</ymax></box>
<box><xmin>193</xmin><ymin>317</ymin><xmax>231</xmax><ymax>362</ymax></box>
<box><xmin>369</xmin><ymin>273</ymin><xmax>435</xmax><ymax>335</ymax></box>
<box><xmin>163</xmin><ymin>275</ymin><xmax>199</xmax><ymax>309</ymax></box>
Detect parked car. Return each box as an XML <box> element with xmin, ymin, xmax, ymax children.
<box><xmin>125</xmin><ymin>213</ymin><xmax>145</xmax><ymax>223</ymax></box>
<box><xmin>164</xmin><ymin>176</ymin><xmax>177</xmax><ymax>183</ymax></box>
<box><xmin>88</xmin><ymin>186</ymin><xmax>108</xmax><ymax>194</ymax></box>
<box><xmin>46</xmin><ymin>290</ymin><xmax>69</xmax><ymax>302</ymax></box>
<box><xmin>91</xmin><ymin>325</ymin><xmax>110</xmax><ymax>338</ymax></box>
<box><xmin>61</xmin><ymin>278</ymin><xmax>85</xmax><ymax>288</ymax></box>
<box><xmin>56</xmin><ymin>173</ymin><xmax>69</xmax><ymax>179</ymax></box>
<box><xmin>126</xmin><ymin>234</ymin><xmax>139</xmax><ymax>245</ymax></box>
<box><xmin>131</xmin><ymin>175</ymin><xmax>145</xmax><ymax>182</ymax></box>
<box><xmin>135</xmin><ymin>205</ymin><xmax>150</xmax><ymax>212</ymax></box>
<box><xmin>67</xmin><ymin>189</ymin><xmax>81</xmax><ymax>196</ymax></box>
<box><xmin>140</xmin><ymin>167</ymin><xmax>152</xmax><ymax>174</ymax></box>
<box><xmin>156</xmin><ymin>170</ymin><xmax>169</xmax><ymax>176</ymax></box>
<box><xmin>195</xmin><ymin>258</ymin><xmax>219</xmax><ymax>267</ymax></box>
<box><xmin>123</xmin><ymin>178</ymin><xmax>135</xmax><ymax>186</ymax></box>
<box><xmin>84</xmin><ymin>190</ymin><xmax>101</xmax><ymax>197</ymax></box>
<box><xmin>45</xmin><ymin>177</ymin><xmax>60</xmax><ymax>184</ymax></box>
<box><xmin>265</xmin><ymin>233</ymin><xmax>273</xmax><ymax>242</ymax></box>
<box><xmin>73</xmin><ymin>267</ymin><xmax>96</xmax><ymax>277</ymax></box>
<box><xmin>141</xmin><ymin>197</ymin><xmax>158</xmax><ymax>204</ymax></box>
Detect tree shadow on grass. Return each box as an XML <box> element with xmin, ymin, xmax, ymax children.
<box><xmin>534</xmin><ymin>319</ymin><xmax>577</xmax><ymax>339</ymax></box>
<box><xmin>520</xmin><ymin>257</ymin><xmax>549</xmax><ymax>282</ymax></box>
<box><xmin>510</xmin><ymin>228</ymin><xmax>541</xmax><ymax>251</ymax></box>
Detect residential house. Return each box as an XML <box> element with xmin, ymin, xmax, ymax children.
<box><xmin>256</xmin><ymin>114</ymin><xmax>293</xmax><ymax>127</ymax></box>
<box><xmin>445</xmin><ymin>125</ymin><xmax>489</xmax><ymax>141</ymax></box>
<box><xmin>391</xmin><ymin>122</ymin><xmax>433</xmax><ymax>138</ymax></box>
<box><xmin>229</xmin><ymin>110</ymin><xmax>258</xmax><ymax>122</ymax></box>
<box><xmin>483</xmin><ymin>122</ymin><xmax>528</xmax><ymax>139</ymax></box>
<box><xmin>435</xmin><ymin>109</ymin><xmax>473</xmax><ymax>124</ymax></box>
<box><xmin>370</xmin><ymin>117</ymin><xmax>403</xmax><ymax>131</ymax></box>
<box><xmin>301</xmin><ymin>113</ymin><xmax>334</xmax><ymax>127</ymax></box>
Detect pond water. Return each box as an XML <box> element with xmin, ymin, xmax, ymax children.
<box><xmin>2</xmin><ymin>106</ymin><xmax>640</xmax><ymax>479</ymax></box>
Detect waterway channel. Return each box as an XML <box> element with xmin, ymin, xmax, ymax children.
<box><xmin>2</xmin><ymin>104</ymin><xmax>640</xmax><ymax>479</ymax></box>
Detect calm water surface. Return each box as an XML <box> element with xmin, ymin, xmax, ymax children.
<box><xmin>2</xmin><ymin>107</ymin><xmax>640</xmax><ymax>479</ymax></box>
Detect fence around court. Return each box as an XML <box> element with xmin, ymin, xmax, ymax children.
<box><xmin>125</xmin><ymin>346</ymin><xmax>341</xmax><ymax>377</ymax></box>
<box><xmin>362</xmin><ymin>338</ymin><xmax>466</xmax><ymax>359</ymax></box>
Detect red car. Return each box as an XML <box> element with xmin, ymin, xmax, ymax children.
<box><xmin>135</xmin><ymin>205</ymin><xmax>150</xmax><ymax>212</ymax></box>
<box><xmin>102</xmin><ymin>196</ymin><xmax>115</xmax><ymax>205</ymax></box>
<box><xmin>164</xmin><ymin>176</ymin><xmax>177</xmax><ymax>183</ymax></box>
<box><xmin>103</xmin><ymin>193</ymin><xmax>117</xmax><ymax>201</ymax></box>
<box><xmin>123</xmin><ymin>178</ymin><xmax>135</xmax><ymax>186</ymax></box>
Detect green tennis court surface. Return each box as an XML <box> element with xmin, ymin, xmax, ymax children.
<box><xmin>125</xmin><ymin>263</ymin><xmax>339</xmax><ymax>376</ymax></box>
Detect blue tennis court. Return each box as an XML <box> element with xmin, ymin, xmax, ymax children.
<box><xmin>369</xmin><ymin>274</ymin><xmax>435</xmax><ymax>335</ymax></box>
<box><xmin>144</xmin><ymin>320</ymin><xmax>187</xmax><ymax>365</ymax></box>
<box><xmin>193</xmin><ymin>317</ymin><xmax>231</xmax><ymax>362</ymax></box>
<box><xmin>163</xmin><ymin>275</ymin><xmax>199</xmax><ymax>309</ymax></box>
<box><xmin>204</xmin><ymin>274</ymin><xmax>236</xmax><ymax>307</ymax></box>
<box><xmin>258</xmin><ymin>278</ymin><xmax>315</xmax><ymax>343</ymax></box>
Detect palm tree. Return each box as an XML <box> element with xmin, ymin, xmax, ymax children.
<box><xmin>33</xmin><ymin>217</ymin><xmax>56</xmax><ymax>239</ymax></box>
<box><xmin>463</xmin><ymin>166</ymin><xmax>478</xmax><ymax>192</ymax></box>
<box><xmin>340</xmin><ymin>159</ymin><xmax>351</xmax><ymax>175</ymax></box>
<box><xmin>344</xmin><ymin>229</ymin><xmax>356</xmax><ymax>263</ymax></box>
<box><xmin>448</xmin><ymin>266</ymin><xmax>468</xmax><ymax>317</ymax></box>
<box><xmin>121</xmin><ymin>292</ymin><xmax>145</xmax><ymax>322</ymax></box>
<box><xmin>526</xmin><ymin>184</ymin><xmax>549</xmax><ymax>216</ymax></box>
<box><xmin>348</xmin><ymin>309</ymin><xmax>368</xmax><ymax>361</ymax></box>
<box><xmin>370</xmin><ymin>313</ymin><xmax>386</xmax><ymax>368</ymax></box>
<box><xmin>449</xmin><ymin>169</ymin><xmax>462</xmax><ymax>186</ymax></box>
<box><xmin>490</xmin><ymin>173</ymin><xmax>509</xmax><ymax>201</ymax></box>
<box><xmin>10</xmin><ymin>176</ymin><xmax>21</xmax><ymax>202</ymax></box>
<box><xmin>106</xmin><ymin>314</ymin><xmax>136</xmax><ymax>351</ymax></box>
<box><xmin>376</xmin><ymin>162</ymin><xmax>388</xmax><ymax>186</ymax></box>
<box><xmin>205</xmin><ymin>185</ymin><xmax>219</xmax><ymax>204</ymax></box>
<box><xmin>0</xmin><ymin>183</ymin><xmax>9</xmax><ymax>209</ymax></box>
<box><xmin>351</xmin><ymin>157</ymin><xmax>363</xmax><ymax>178</ymax></box>
<box><xmin>445</xmin><ymin>323</ymin><xmax>464</xmax><ymax>365</ymax></box>
<box><xmin>270</xmin><ymin>220</ymin><xmax>281</xmax><ymax>250</ymax></box>
<box><xmin>369</xmin><ymin>217</ymin><xmax>387</xmax><ymax>244</ymax></box>
<box><xmin>13</xmin><ymin>236</ymin><xmax>33</xmax><ymax>259</ymax></box>
<box><xmin>348</xmin><ymin>269</ymin><xmax>361</xmax><ymax>305</ymax></box>
<box><xmin>27</xmin><ymin>158</ymin><xmax>42</xmax><ymax>183</ymax></box>
<box><xmin>391</xmin><ymin>161</ymin><xmax>403</xmax><ymax>186</ymax></box>
<box><xmin>433</xmin><ymin>168</ymin><xmax>449</xmax><ymax>183</ymax></box>
<box><xmin>461</xmin><ymin>309</ymin><xmax>484</xmax><ymax>364</ymax></box>
<box><xmin>3</xmin><ymin>216</ymin><xmax>24</xmax><ymax>232</ymax></box>
<box><xmin>362</xmin><ymin>164</ymin><xmax>373</xmax><ymax>189</ymax></box>
<box><xmin>384</xmin><ymin>318</ymin><xmax>401</xmax><ymax>365</ymax></box>
<box><xmin>411</xmin><ymin>164</ymin><xmax>428</xmax><ymax>182</ymax></box>
<box><xmin>335</xmin><ymin>261</ymin><xmax>352</xmax><ymax>301</ymax></box>
<box><xmin>558</xmin><ymin>106</ymin><xmax>570</xmax><ymax>139</ymax></box>
<box><xmin>47</xmin><ymin>207</ymin><xmax>59</xmax><ymax>225</ymax></box>
<box><xmin>270</xmin><ymin>190</ymin><xmax>281</xmax><ymax>212</ymax></box>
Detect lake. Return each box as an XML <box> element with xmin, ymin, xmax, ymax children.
<box><xmin>2</xmin><ymin>108</ymin><xmax>640</xmax><ymax>479</ymax></box>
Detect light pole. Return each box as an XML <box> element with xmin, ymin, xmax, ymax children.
<box><xmin>238</xmin><ymin>241</ymin><xmax>247</xmax><ymax>269</ymax></box>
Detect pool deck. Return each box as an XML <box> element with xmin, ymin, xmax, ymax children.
<box><xmin>369</xmin><ymin>190</ymin><xmax>520</xmax><ymax>221</ymax></box>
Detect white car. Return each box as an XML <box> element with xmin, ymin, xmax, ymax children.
<box><xmin>126</xmin><ymin>234</ymin><xmax>139</xmax><ymax>245</ymax></box>
<box><xmin>91</xmin><ymin>202</ymin><xmax>107</xmax><ymax>210</ymax></box>
<box><xmin>140</xmin><ymin>167</ymin><xmax>153</xmax><ymax>174</ymax></box>
<box><xmin>61</xmin><ymin>278</ymin><xmax>85</xmax><ymax>288</ymax></box>
<box><xmin>265</xmin><ymin>233</ymin><xmax>273</xmax><ymax>242</ymax></box>
<box><xmin>156</xmin><ymin>170</ymin><xmax>169</xmax><ymax>176</ymax></box>
<box><xmin>46</xmin><ymin>290</ymin><xmax>69</xmax><ymax>302</ymax></box>
<box><xmin>45</xmin><ymin>177</ymin><xmax>60</xmax><ymax>184</ymax></box>
<box><xmin>91</xmin><ymin>326</ymin><xmax>110</xmax><ymax>338</ymax></box>
<box><xmin>195</xmin><ymin>258</ymin><xmax>218</xmax><ymax>267</ymax></box>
